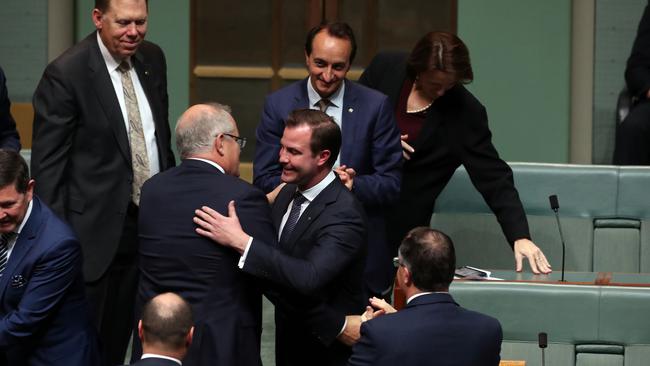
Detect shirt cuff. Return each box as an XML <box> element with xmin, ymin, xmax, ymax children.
<box><xmin>337</xmin><ymin>317</ymin><xmax>348</xmax><ymax>337</ymax></box>
<box><xmin>237</xmin><ymin>236</ymin><xmax>254</xmax><ymax>269</ymax></box>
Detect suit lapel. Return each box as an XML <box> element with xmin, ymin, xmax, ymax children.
<box><xmin>282</xmin><ymin>179</ymin><xmax>340</xmax><ymax>253</ymax></box>
<box><xmin>294</xmin><ymin>78</ymin><xmax>310</xmax><ymax>109</ymax></box>
<box><xmin>271</xmin><ymin>184</ymin><xmax>295</xmax><ymax>233</ymax></box>
<box><xmin>0</xmin><ymin>198</ymin><xmax>43</xmax><ymax>296</ymax></box>
<box><xmin>88</xmin><ymin>33</ymin><xmax>131</xmax><ymax>165</ymax></box>
<box><xmin>339</xmin><ymin>80</ymin><xmax>359</xmax><ymax>164</ymax></box>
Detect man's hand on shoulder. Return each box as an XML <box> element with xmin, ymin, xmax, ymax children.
<box><xmin>194</xmin><ymin>201</ymin><xmax>250</xmax><ymax>254</ymax></box>
<box><xmin>514</xmin><ymin>238</ymin><xmax>552</xmax><ymax>274</ymax></box>
<box><xmin>334</xmin><ymin>165</ymin><xmax>356</xmax><ymax>191</ymax></box>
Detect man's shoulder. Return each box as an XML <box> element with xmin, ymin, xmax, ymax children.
<box><xmin>265</xmin><ymin>79</ymin><xmax>305</xmax><ymax>101</ymax></box>
<box><xmin>136</xmin><ymin>40</ymin><xmax>165</xmax><ymax>59</ymax></box>
<box><xmin>29</xmin><ymin>197</ymin><xmax>80</xmax><ymax>249</ymax></box>
<box><xmin>47</xmin><ymin>33</ymin><xmax>96</xmax><ymax>72</ymax></box>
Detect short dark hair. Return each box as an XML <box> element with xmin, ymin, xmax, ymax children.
<box><xmin>0</xmin><ymin>149</ymin><xmax>30</xmax><ymax>193</ymax></box>
<box><xmin>141</xmin><ymin>293</ymin><xmax>193</xmax><ymax>350</ymax></box>
<box><xmin>399</xmin><ymin>227</ymin><xmax>456</xmax><ymax>292</ymax></box>
<box><xmin>305</xmin><ymin>22</ymin><xmax>357</xmax><ymax>64</ymax></box>
<box><xmin>95</xmin><ymin>0</ymin><xmax>148</xmax><ymax>12</ymax></box>
<box><xmin>285</xmin><ymin>109</ymin><xmax>341</xmax><ymax>168</ymax></box>
<box><xmin>406</xmin><ymin>31</ymin><xmax>473</xmax><ymax>84</ymax></box>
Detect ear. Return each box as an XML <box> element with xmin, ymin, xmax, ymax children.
<box><xmin>401</xmin><ymin>266</ymin><xmax>413</xmax><ymax>288</ymax></box>
<box><xmin>213</xmin><ymin>134</ymin><xmax>226</xmax><ymax>156</ymax></box>
<box><xmin>305</xmin><ymin>51</ymin><xmax>310</xmax><ymax>68</ymax></box>
<box><xmin>25</xmin><ymin>179</ymin><xmax>35</xmax><ymax>202</ymax></box>
<box><xmin>186</xmin><ymin>326</ymin><xmax>195</xmax><ymax>347</ymax></box>
<box><xmin>92</xmin><ymin>9</ymin><xmax>103</xmax><ymax>30</ymax></box>
<box><xmin>316</xmin><ymin>149</ymin><xmax>331</xmax><ymax>167</ymax></box>
<box><xmin>137</xmin><ymin>320</ymin><xmax>144</xmax><ymax>342</ymax></box>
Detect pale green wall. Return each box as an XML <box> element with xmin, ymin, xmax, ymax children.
<box><xmin>75</xmin><ymin>1</ymin><xmax>190</xmax><ymax>132</ymax></box>
<box><xmin>458</xmin><ymin>0</ymin><xmax>571</xmax><ymax>163</ymax></box>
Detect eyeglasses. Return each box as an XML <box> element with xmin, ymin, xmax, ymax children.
<box><xmin>223</xmin><ymin>133</ymin><xmax>247</xmax><ymax>149</ymax></box>
<box><xmin>392</xmin><ymin>256</ymin><xmax>404</xmax><ymax>268</ymax></box>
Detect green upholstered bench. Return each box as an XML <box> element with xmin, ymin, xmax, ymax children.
<box><xmin>431</xmin><ymin>163</ymin><xmax>650</xmax><ymax>273</ymax></box>
<box><xmin>449</xmin><ymin>279</ymin><xmax>650</xmax><ymax>366</ymax></box>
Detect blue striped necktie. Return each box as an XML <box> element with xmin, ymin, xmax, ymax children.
<box><xmin>279</xmin><ymin>192</ymin><xmax>307</xmax><ymax>246</ymax></box>
<box><xmin>0</xmin><ymin>232</ymin><xmax>14</xmax><ymax>275</ymax></box>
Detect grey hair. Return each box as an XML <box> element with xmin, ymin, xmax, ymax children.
<box><xmin>175</xmin><ymin>103</ymin><xmax>234</xmax><ymax>159</ymax></box>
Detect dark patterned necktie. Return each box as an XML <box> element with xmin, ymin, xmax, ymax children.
<box><xmin>118</xmin><ymin>61</ymin><xmax>150</xmax><ymax>205</ymax></box>
<box><xmin>0</xmin><ymin>232</ymin><xmax>14</xmax><ymax>275</ymax></box>
<box><xmin>317</xmin><ymin>98</ymin><xmax>331</xmax><ymax>113</ymax></box>
<box><xmin>279</xmin><ymin>192</ymin><xmax>308</xmax><ymax>245</ymax></box>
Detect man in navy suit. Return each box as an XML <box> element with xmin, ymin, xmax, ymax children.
<box><xmin>253</xmin><ymin>22</ymin><xmax>402</xmax><ymax>299</ymax></box>
<box><xmin>348</xmin><ymin>227</ymin><xmax>503</xmax><ymax>366</ymax></box>
<box><xmin>0</xmin><ymin>150</ymin><xmax>99</xmax><ymax>366</ymax></box>
<box><xmin>133</xmin><ymin>103</ymin><xmax>269</xmax><ymax>366</ymax></box>
<box><xmin>129</xmin><ymin>293</ymin><xmax>194</xmax><ymax>366</ymax></box>
<box><xmin>0</xmin><ymin>68</ymin><xmax>20</xmax><ymax>151</ymax></box>
<box><xmin>195</xmin><ymin>109</ymin><xmax>368</xmax><ymax>366</ymax></box>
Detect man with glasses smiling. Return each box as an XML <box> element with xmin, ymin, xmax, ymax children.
<box><xmin>133</xmin><ymin>103</ymin><xmax>267</xmax><ymax>366</ymax></box>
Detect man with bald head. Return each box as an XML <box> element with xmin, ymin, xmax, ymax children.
<box><xmin>133</xmin><ymin>103</ymin><xmax>273</xmax><ymax>365</ymax></box>
<box><xmin>130</xmin><ymin>293</ymin><xmax>194</xmax><ymax>366</ymax></box>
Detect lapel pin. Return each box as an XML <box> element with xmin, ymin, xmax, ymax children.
<box><xmin>11</xmin><ymin>275</ymin><xmax>26</xmax><ymax>288</ymax></box>
<box><xmin>348</xmin><ymin>108</ymin><xmax>354</xmax><ymax>113</ymax></box>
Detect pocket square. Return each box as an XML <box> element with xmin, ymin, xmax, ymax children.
<box><xmin>11</xmin><ymin>275</ymin><xmax>26</xmax><ymax>288</ymax></box>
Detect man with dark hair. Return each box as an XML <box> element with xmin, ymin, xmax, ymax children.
<box><xmin>0</xmin><ymin>150</ymin><xmax>100</xmax><ymax>365</ymax></box>
<box><xmin>254</xmin><ymin>22</ymin><xmax>402</xmax><ymax>299</ymax></box>
<box><xmin>195</xmin><ymin>109</ymin><xmax>368</xmax><ymax>366</ymax></box>
<box><xmin>348</xmin><ymin>227</ymin><xmax>503</xmax><ymax>366</ymax></box>
<box><xmin>30</xmin><ymin>0</ymin><xmax>175</xmax><ymax>363</ymax></box>
<box><xmin>0</xmin><ymin>68</ymin><xmax>20</xmax><ymax>151</ymax></box>
<box><xmin>130</xmin><ymin>293</ymin><xmax>194</xmax><ymax>366</ymax></box>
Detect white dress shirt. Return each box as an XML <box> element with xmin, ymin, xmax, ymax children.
<box><xmin>141</xmin><ymin>353</ymin><xmax>182</xmax><ymax>365</ymax></box>
<box><xmin>97</xmin><ymin>32</ymin><xmax>160</xmax><ymax>177</ymax></box>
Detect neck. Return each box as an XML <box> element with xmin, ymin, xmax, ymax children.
<box><xmin>299</xmin><ymin>168</ymin><xmax>330</xmax><ymax>191</ymax></box>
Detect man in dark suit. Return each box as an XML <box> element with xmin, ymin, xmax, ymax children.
<box><xmin>0</xmin><ymin>67</ymin><xmax>20</xmax><ymax>151</ymax></box>
<box><xmin>614</xmin><ymin>0</ymin><xmax>650</xmax><ymax>165</ymax></box>
<box><xmin>0</xmin><ymin>150</ymin><xmax>100</xmax><ymax>366</ymax></box>
<box><xmin>134</xmin><ymin>103</ymin><xmax>270</xmax><ymax>366</ymax></box>
<box><xmin>253</xmin><ymin>22</ymin><xmax>402</xmax><ymax>299</ymax></box>
<box><xmin>129</xmin><ymin>293</ymin><xmax>194</xmax><ymax>366</ymax></box>
<box><xmin>348</xmin><ymin>227</ymin><xmax>503</xmax><ymax>366</ymax></box>
<box><xmin>195</xmin><ymin>109</ymin><xmax>368</xmax><ymax>366</ymax></box>
<box><xmin>30</xmin><ymin>0</ymin><xmax>175</xmax><ymax>363</ymax></box>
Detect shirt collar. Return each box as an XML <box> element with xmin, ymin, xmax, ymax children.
<box><xmin>299</xmin><ymin>171</ymin><xmax>336</xmax><ymax>203</ymax></box>
<box><xmin>15</xmin><ymin>199</ymin><xmax>33</xmax><ymax>235</ymax></box>
<box><xmin>187</xmin><ymin>158</ymin><xmax>225</xmax><ymax>174</ymax></box>
<box><xmin>406</xmin><ymin>291</ymin><xmax>448</xmax><ymax>304</ymax></box>
<box><xmin>97</xmin><ymin>31</ymin><xmax>129</xmax><ymax>71</ymax></box>
<box><xmin>141</xmin><ymin>354</ymin><xmax>182</xmax><ymax>365</ymax></box>
<box><xmin>306</xmin><ymin>77</ymin><xmax>345</xmax><ymax>110</ymax></box>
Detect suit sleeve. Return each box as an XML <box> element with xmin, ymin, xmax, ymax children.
<box><xmin>0</xmin><ymin>237</ymin><xmax>82</xmax><ymax>347</ymax></box>
<box><xmin>458</xmin><ymin>104</ymin><xmax>530</xmax><ymax>245</ymax></box>
<box><xmin>347</xmin><ymin>321</ymin><xmax>378</xmax><ymax>366</ymax></box>
<box><xmin>31</xmin><ymin>63</ymin><xmax>76</xmax><ymax>215</ymax></box>
<box><xmin>0</xmin><ymin>68</ymin><xmax>20</xmax><ymax>151</ymax></box>
<box><xmin>351</xmin><ymin>95</ymin><xmax>402</xmax><ymax>206</ymax></box>
<box><xmin>252</xmin><ymin>96</ymin><xmax>285</xmax><ymax>193</ymax></box>
<box><xmin>626</xmin><ymin>2</ymin><xmax>650</xmax><ymax>99</ymax></box>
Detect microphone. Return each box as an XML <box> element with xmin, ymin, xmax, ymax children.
<box><xmin>549</xmin><ymin>195</ymin><xmax>566</xmax><ymax>282</ymax></box>
<box><xmin>538</xmin><ymin>332</ymin><xmax>548</xmax><ymax>366</ymax></box>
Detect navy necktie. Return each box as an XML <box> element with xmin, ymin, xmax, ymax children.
<box><xmin>279</xmin><ymin>192</ymin><xmax>307</xmax><ymax>246</ymax></box>
<box><xmin>0</xmin><ymin>232</ymin><xmax>14</xmax><ymax>275</ymax></box>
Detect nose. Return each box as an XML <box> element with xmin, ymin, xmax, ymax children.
<box><xmin>279</xmin><ymin>148</ymin><xmax>288</xmax><ymax>163</ymax></box>
<box><xmin>321</xmin><ymin>67</ymin><xmax>334</xmax><ymax>83</ymax></box>
<box><xmin>126</xmin><ymin>23</ymin><xmax>138</xmax><ymax>37</ymax></box>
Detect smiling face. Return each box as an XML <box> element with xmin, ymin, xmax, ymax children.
<box><xmin>305</xmin><ymin>30</ymin><xmax>352</xmax><ymax>98</ymax></box>
<box><xmin>278</xmin><ymin>125</ymin><xmax>330</xmax><ymax>190</ymax></box>
<box><xmin>0</xmin><ymin>181</ymin><xmax>33</xmax><ymax>234</ymax></box>
<box><xmin>93</xmin><ymin>0</ymin><xmax>148</xmax><ymax>60</ymax></box>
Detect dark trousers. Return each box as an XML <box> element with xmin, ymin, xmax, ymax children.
<box><xmin>614</xmin><ymin>100</ymin><xmax>650</xmax><ymax>165</ymax></box>
<box><xmin>86</xmin><ymin>203</ymin><xmax>139</xmax><ymax>366</ymax></box>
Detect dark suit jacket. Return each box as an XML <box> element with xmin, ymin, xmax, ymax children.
<box><xmin>0</xmin><ymin>66</ymin><xmax>20</xmax><ymax>151</ymax></box>
<box><xmin>626</xmin><ymin>0</ymin><xmax>650</xmax><ymax>99</ymax></box>
<box><xmin>359</xmin><ymin>52</ymin><xmax>530</xmax><ymax>248</ymax></box>
<box><xmin>243</xmin><ymin>178</ymin><xmax>367</xmax><ymax>366</ymax></box>
<box><xmin>348</xmin><ymin>293</ymin><xmax>502</xmax><ymax>366</ymax></box>
<box><xmin>0</xmin><ymin>197</ymin><xmax>100</xmax><ymax>366</ymax></box>
<box><xmin>134</xmin><ymin>159</ymin><xmax>271</xmax><ymax>366</ymax></box>
<box><xmin>253</xmin><ymin>78</ymin><xmax>402</xmax><ymax>295</ymax></box>
<box><xmin>31</xmin><ymin>32</ymin><xmax>175</xmax><ymax>282</ymax></box>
